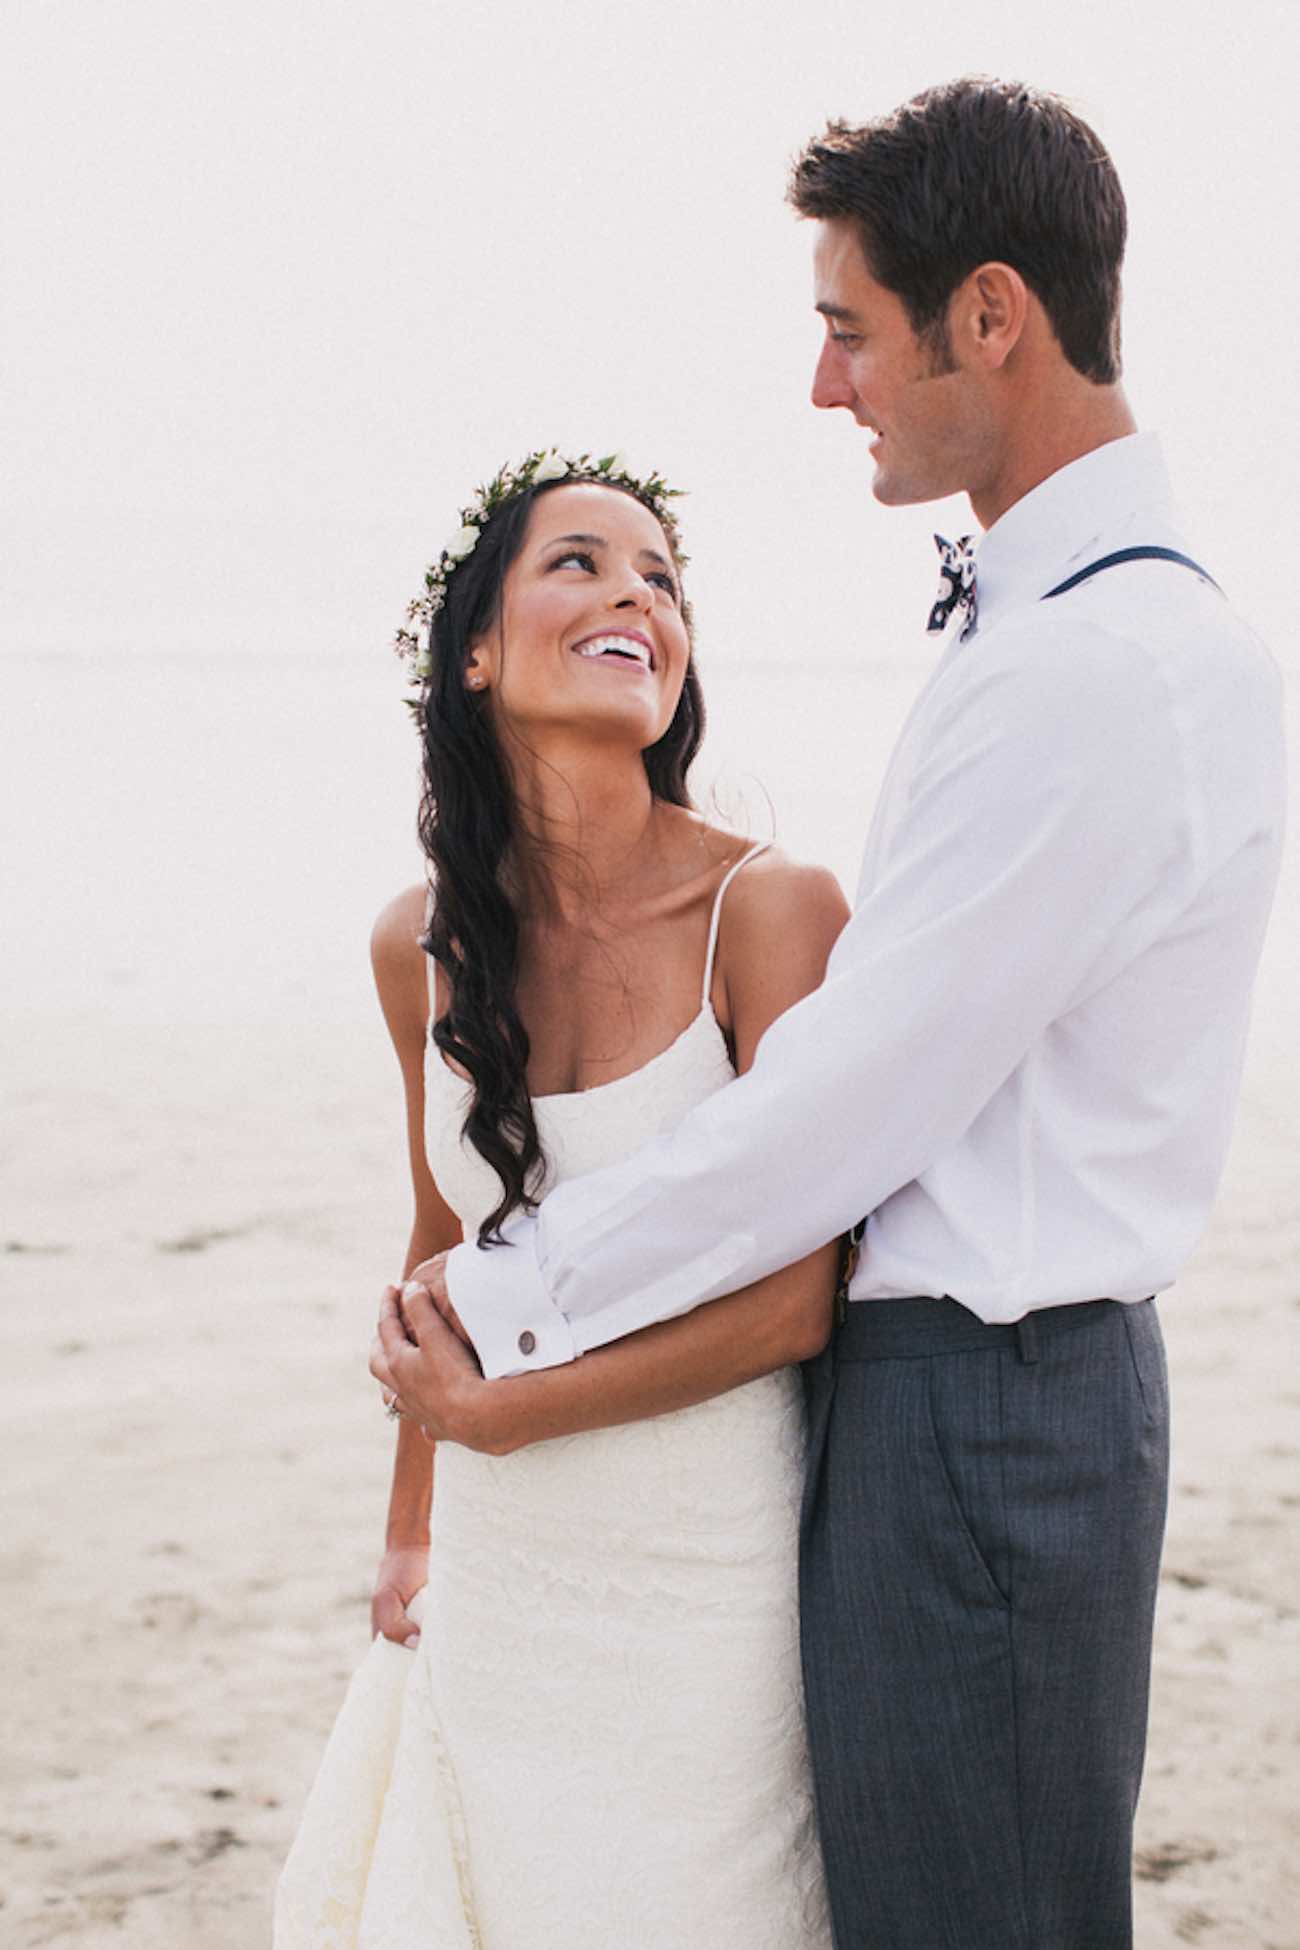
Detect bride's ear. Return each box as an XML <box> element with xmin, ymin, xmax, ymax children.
<box><xmin>462</xmin><ymin>652</ymin><xmax>490</xmax><ymax>694</ymax></box>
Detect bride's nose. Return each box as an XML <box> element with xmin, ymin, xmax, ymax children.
<box><xmin>609</xmin><ymin>566</ymin><xmax>655</xmax><ymax>613</ymax></box>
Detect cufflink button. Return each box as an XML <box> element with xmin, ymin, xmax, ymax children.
<box><xmin>518</xmin><ymin>1330</ymin><xmax>537</xmax><ymax>1356</ymax></box>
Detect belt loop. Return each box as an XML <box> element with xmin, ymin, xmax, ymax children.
<box><xmin>1016</xmin><ymin>1314</ymin><xmax>1040</xmax><ymax>1365</ymax></box>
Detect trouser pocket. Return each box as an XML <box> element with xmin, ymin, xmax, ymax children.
<box><xmin>926</xmin><ymin>1351</ymin><xmax>1013</xmax><ymax>1611</ymax></box>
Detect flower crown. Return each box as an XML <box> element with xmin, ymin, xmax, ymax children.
<box><xmin>394</xmin><ymin>448</ymin><xmax>686</xmax><ymax>684</ymax></box>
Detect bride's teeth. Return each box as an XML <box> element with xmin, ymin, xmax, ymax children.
<box><xmin>576</xmin><ymin>635</ymin><xmax>650</xmax><ymax>666</ymax></box>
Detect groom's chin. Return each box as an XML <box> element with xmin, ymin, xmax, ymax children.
<box><xmin>870</xmin><ymin>469</ymin><xmax>920</xmax><ymax>508</ymax></box>
<box><xmin>870</xmin><ymin>463</ymin><xmax>953</xmax><ymax>509</ymax></box>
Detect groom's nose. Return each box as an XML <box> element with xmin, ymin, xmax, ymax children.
<box><xmin>811</xmin><ymin>339</ymin><xmax>857</xmax><ymax>413</ymax></box>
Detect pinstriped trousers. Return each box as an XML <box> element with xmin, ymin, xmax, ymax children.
<box><xmin>799</xmin><ymin>1296</ymin><xmax>1169</xmax><ymax>1950</ymax></box>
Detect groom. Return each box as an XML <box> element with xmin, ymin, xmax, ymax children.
<box><xmin>380</xmin><ymin>79</ymin><xmax>1285</xmax><ymax>1947</ymax></box>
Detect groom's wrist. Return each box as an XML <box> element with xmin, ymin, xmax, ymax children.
<box><xmin>446</xmin><ymin>1230</ymin><xmax>577</xmax><ymax>1379</ymax></box>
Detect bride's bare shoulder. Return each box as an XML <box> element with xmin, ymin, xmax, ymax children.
<box><xmin>370</xmin><ymin>885</ymin><xmax>433</xmax><ymax>1030</ymax></box>
<box><xmin>708</xmin><ymin>840</ymin><xmax>850</xmax><ymax>1058</ymax></box>
<box><xmin>719</xmin><ymin>841</ymin><xmax>849</xmax><ymax>950</ymax></box>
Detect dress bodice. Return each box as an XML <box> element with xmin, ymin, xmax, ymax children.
<box><xmin>425</xmin><ymin>998</ymin><xmax>737</xmax><ymax>1233</ymax></box>
<box><xmin>423</xmin><ymin>840</ymin><xmax>770</xmax><ymax>1235</ymax></box>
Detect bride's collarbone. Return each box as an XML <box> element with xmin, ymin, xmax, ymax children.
<box><xmin>510</xmin><ymin>846</ymin><xmax>745</xmax><ymax>1092</ymax></box>
<box><xmin>518</xmin><ymin>965</ymin><xmax>708</xmax><ymax>1098</ymax></box>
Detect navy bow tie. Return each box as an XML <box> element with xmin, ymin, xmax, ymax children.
<box><xmin>927</xmin><ymin>533</ymin><xmax>977</xmax><ymax>636</ymax></box>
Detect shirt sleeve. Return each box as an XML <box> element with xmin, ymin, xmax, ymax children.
<box><xmin>447</xmin><ymin>619</ymin><xmax>1192</xmax><ymax>1377</ymax></box>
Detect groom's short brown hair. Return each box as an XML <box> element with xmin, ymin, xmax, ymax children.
<box><xmin>789</xmin><ymin>78</ymin><xmax>1126</xmax><ymax>384</ymax></box>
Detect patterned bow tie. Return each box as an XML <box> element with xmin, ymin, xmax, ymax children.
<box><xmin>927</xmin><ymin>533</ymin><xmax>978</xmax><ymax>636</ymax></box>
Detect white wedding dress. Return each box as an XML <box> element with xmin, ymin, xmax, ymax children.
<box><xmin>274</xmin><ymin>846</ymin><xmax>831</xmax><ymax>1948</ymax></box>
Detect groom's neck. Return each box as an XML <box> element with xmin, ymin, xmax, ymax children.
<box><xmin>969</xmin><ymin>379</ymin><xmax>1137</xmax><ymax>532</ymax></box>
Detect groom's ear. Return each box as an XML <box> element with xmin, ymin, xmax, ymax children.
<box><xmin>952</xmin><ymin>262</ymin><xmax>1028</xmax><ymax>373</ymax></box>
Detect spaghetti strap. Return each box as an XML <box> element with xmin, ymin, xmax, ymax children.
<box><xmin>702</xmin><ymin>841</ymin><xmax>773</xmax><ymax>1007</ymax></box>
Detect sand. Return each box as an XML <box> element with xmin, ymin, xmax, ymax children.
<box><xmin>1</xmin><ymin>1001</ymin><xmax>1295</xmax><ymax>1950</ymax></box>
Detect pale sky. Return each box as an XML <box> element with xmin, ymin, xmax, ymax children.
<box><xmin>4</xmin><ymin>0</ymin><xmax>1299</xmax><ymax>670</ymax></box>
<box><xmin>3</xmin><ymin>0</ymin><xmax>1297</xmax><ymax>1064</ymax></box>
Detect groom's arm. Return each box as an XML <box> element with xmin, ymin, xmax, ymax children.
<box><xmin>450</xmin><ymin>620</ymin><xmax>1193</xmax><ymax>1378</ymax></box>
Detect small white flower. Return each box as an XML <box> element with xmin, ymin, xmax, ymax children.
<box><xmin>443</xmin><ymin>523</ymin><xmax>480</xmax><ymax>562</ymax></box>
<box><xmin>532</xmin><ymin>452</ymin><xmax>569</xmax><ymax>484</ymax></box>
<box><xmin>414</xmin><ymin>649</ymin><xmax>433</xmax><ymax>679</ymax></box>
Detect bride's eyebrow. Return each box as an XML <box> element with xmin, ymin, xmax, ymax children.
<box><xmin>547</xmin><ymin>531</ymin><xmax>606</xmax><ymax>550</ymax></box>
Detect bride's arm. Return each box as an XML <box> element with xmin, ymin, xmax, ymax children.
<box><xmin>389</xmin><ymin>858</ymin><xmax>851</xmax><ymax>1454</ymax></box>
<box><xmin>369</xmin><ymin>889</ymin><xmax>463</xmax><ymax>1636</ymax></box>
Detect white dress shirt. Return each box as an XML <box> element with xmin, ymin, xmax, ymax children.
<box><xmin>446</xmin><ymin>433</ymin><xmax>1286</xmax><ymax>1380</ymax></box>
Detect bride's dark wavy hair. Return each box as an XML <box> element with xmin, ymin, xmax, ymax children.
<box><xmin>416</xmin><ymin>477</ymin><xmax>704</xmax><ymax>1246</ymax></box>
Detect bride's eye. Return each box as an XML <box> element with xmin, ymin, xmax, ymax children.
<box><xmin>550</xmin><ymin>549</ymin><xmax>597</xmax><ymax>572</ymax></box>
<box><xmin>648</xmin><ymin>570</ymin><xmax>679</xmax><ymax>599</ymax></box>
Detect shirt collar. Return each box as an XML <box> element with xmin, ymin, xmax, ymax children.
<box><xmin>973</xmin><ymin>431</ymin><xmax>1178</xmax><ymax>635</ymax></box>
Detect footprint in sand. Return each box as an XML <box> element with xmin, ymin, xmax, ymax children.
<box><xmin>1135</xmin><ymin>1840</ymin><xmax>1220</xmax><ymax>1883</ymax></box>
<box><xmin>132</xmin><ymin>1590</ymin><xmax>201</xmax><ymax>1632</ymax></box>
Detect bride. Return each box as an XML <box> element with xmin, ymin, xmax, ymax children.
<box><xmin>275</xmin><ymin>450</ymin><xmax>848</xmax><ymax>1948</ymax></box>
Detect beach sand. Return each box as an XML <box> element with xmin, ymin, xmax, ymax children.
<box><xmin>2</xmin><ymin>1008</ymin><xmax>1296</xmax><ymax>1950</ymax></box>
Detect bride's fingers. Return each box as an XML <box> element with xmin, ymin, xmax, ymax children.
<box><xmin>372</xmin><ymin>1586</ymin><xmax>421</xmax><ymax>1648</ymax></box>
<box><xmin>376</xmin><ymin>1305</ymin><xmax>416</xmax><ymax>1373</ymax></box>
<box><xmin>400</xmin><ymin>1282</ymin><xmax>439</xmax><ymax>1341</ymax></box>
<box><xmin>379</xmin><ymin>1283</ymin><xmax>403</xmax><ymax>1321</ymax></box>
<box><xmin>379</xmin><ymin>1284</ymin><xmax>416</xmax><ymax>1341</ymax></box>
<box><xmin>369</xmin><ymin>1334</ymin><xmax>398</xmax><ymax>1391</ymax></box>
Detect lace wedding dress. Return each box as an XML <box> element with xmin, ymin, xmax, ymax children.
<box><xmin>274</xmin><ymin>846</ymin><xmax>831</xmax><ymax>1948</ymax></box>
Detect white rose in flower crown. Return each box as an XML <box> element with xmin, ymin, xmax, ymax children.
<box><xmin>532</xmin><ymin>452</ymin><xmax>568</xmax><ymax>484</ymax></box>
<box><xmin>444</xmin><ymin>523</ymin><xmax>480</xmax><ymax>562</ymax></box>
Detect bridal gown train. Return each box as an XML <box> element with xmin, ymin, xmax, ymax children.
<box><xmin>274</xmin><ymin>846</ymin><xmax>831</xmax><ymax>1948</ymax></box>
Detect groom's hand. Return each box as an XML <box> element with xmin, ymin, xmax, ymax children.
<box><xmin>404</xmin><ymin>1251</ymin><xmax>473</xmax><ymax>1347</ymax></box>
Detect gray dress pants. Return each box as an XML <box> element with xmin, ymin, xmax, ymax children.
<box><xmin>799</xmin><ymin>1295</ymin><xmax>1169</xmax><ymax>1950</ymax></box>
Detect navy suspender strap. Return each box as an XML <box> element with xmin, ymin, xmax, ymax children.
<box><xmin>1042</xmin><ymin>546</ymin><xmax>1223</xmax><ymax>600</ymax></box>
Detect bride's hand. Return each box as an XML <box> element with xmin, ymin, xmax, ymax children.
<box><xmin>405</xmin><ymin>1252</ymin><xmax>473</xmax><ymax>1346</ymax></box>
<box><xmin>371</xmin><ymin>1545</ymin><xmax>428</xmax><ymax>1648</ymax></box>
<box><xmin>372</xmin><ymin>1285</ymin><xmax>495</xmax><ymax>1449</ymax></box>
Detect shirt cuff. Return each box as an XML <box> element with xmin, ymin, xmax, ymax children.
<box><xmin>445</xmin><ymin>1217</ymin><xmax>579</xmax><ymax>1379</ymax></box>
